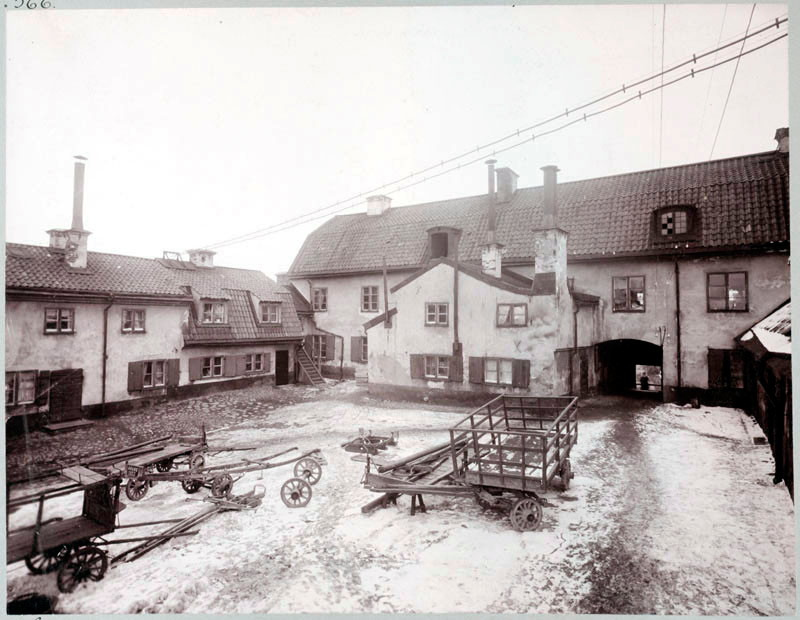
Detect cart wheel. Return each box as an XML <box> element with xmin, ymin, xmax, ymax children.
<box><xmin>125</xmin><ymin>478</ymin><xmax>149</xmax><ymax>501</ymax></box>
<box><xmin>293</xmin><ymin>458</ymin><xmax>323</xmax><ymax>485</ymax></box>
<box><xmin>24</xmin><ymin>544</ymin><xmax>71</xmax><ymax>575</ymax></box>
<box><xmin>181</xmin><ymin>478</ymin><xmax>202</xmax><ymax>494</ymax></box>
<box><xmin>156</xmin><ymin>458</ymin><xmax>174</xmax><ymax>473</ymax></box>
<box><xmin>509</xmin><ymin>497</ymin><xmax>543</xmax><ymax>532</ymax></box>
<box><xmin>560</xmin><ymin>459</ymin><xmax>572</xmax><ymax>491</ymax></box>
<box><xmin>190</xmin><ymin>453</ymin><xmax>205</xmax><ymax>470</ymax></box>
<box><xmin>211</xmin><ymin>474</ymin><xmax>234</xmax><ymax>498</ymax></box>
<box><xmin>280</xmin><ymin>477</ymin><xmax>312</xmax><ymax>508</ymax></box>
<box><xmin>56</xmin><ymin>546</ymin><xmax>108</xmax><ymax>593</ymax></box>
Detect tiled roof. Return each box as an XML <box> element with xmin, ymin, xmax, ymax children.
<box><xmin>175</xmin><ymin>266</ymin><xmax>285</xmax><ymax>302</ymax></box>
<box><xmin>738</xmin><ymin>300</ymin><xmax>791</xmax><ymax>355</ymax></box>
<box><xmin>289</xmin><ymin>150</ymin><xmax>789</xmax><ymax>276</ymax></box>
<box><xmin>5</xmin><ymin>244</ymin><xmax>189</xmax><ymax>297</ymax></box>
<box><xmin>286</xmin><ymin>283</ymin><xmax>313</xmax><ymax>315</ymax></box>
<box><xmin>184</xmin><ymin>288</ymin><xmax>303</xmax><ymax>344</ymax></box>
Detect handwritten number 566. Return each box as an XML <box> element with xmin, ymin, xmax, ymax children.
<box><xmin>13</xmin><ymin>0</ymin><xmax>53</xmax><ymax>8</ymax></box>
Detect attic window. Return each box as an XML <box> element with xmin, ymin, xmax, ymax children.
<box><xmin>651</xmin><ymin>206</ymin><xmax>697</xmax><ymax>242</ymax></box>
<box><xmin>202</xmin><ymin>302</ymin><xmax>227</xmax><ymax>324</ymax></box>
<box><xmin>426</xmin><ymin>226</ymin><xmax>462</xmax><ymax>260</ymax></box>
<box><xmin>431</xmin><ymin>233</ymin><xmax>449</xmax><ymax>258</ymax></box>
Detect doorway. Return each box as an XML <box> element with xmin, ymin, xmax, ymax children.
<box><xmin>275</xmin><ymin>350</ymin><xmax>289</xmax><ymax>386</ymax></box>
<box><xmin>596</xmin><ymin>339</ymin><xmax>662</xmax><ymax>397</ymax></box>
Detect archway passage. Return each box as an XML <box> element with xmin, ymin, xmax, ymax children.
<box><xmin>596</xmin><ymin>339</ymin><xmax>662</xmax><ymax>397</ymax></box>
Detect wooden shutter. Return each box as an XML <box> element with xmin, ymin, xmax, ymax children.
<box><xmin>224</xmin><ymin>356</ymin><xmax>238</xmax><ymax>377</ymax></box>
<box><xmin>166</xmin><ymin>359</ymin><xmax>180</xmax><ymax>387</ymax></box>
<box><xmin>264</xmin><ymin>352</ymin><xmax>272</xmax><ymax>373</ymax></box>
<box><xmin>235</xmin><ymin>355</ymin><xmax>247</xmax><ymax>376</ymax></box>
<box><xmin>350</xmin><ymin>336</ymin><xmax>362</xmax><ymax>362</ymax></box>
<box><xmin>449</xmin><ymin>355</ymin><xmax>463</xmax><ymax>383</ymax></box>
<box><xmin>35</xmin><ymin>370</ymin><xmax>51</xmax><ymax>407</ymax></box>
<box><xmin>127</xmin><ymin>361</ymin><xmax>143</xmax><ymax>392</ymax></box>
<box><xmin>469</xmin><ymin>357</ymin><xmax>484</xmax><ymax>384</ymax></box>
<box><xmin>188</xmin><ymin>357</ymin><xmax>204</xmax><ymax>381</ymax></box>
<box><xmin>325</xmin><ymin>335</ymin><xmax>335</xmax><ymax>361</ymax></box>
<box><xmin>409</xmin><ymin>354</ymin><xmax>425</xmax><ymax>379</ymax></box>
<box><xmin>512</xmin><ymin>359</ymin><xmax>531</xmax><ymax>388</ymax></box>
<box><xmin>707</xmin><ymin>349</ymin><xmax>724</xmax><ymax>388</ymax></box>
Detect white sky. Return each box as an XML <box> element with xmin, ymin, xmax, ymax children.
<box><xmin>5</xmin><ymin>3</ymin><xmax>789</xmax><ymax>278</ymax></box>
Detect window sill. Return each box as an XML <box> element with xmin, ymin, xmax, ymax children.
<box><xmin>422</xmin><ymin>376</ymin><xmax>451</xmax><ymax>382</ymax></box>
<box><xmin>361</xmin><ymin>309</ymin><xmax>380</xmax><ymax>314</ymax></box>
<box><xmin>200</xmin><ymin>322</ymin><xmax>230</xmax><ymax>326</ymax></box>
<box><xmin>424</xmin><ymin>323</ymin><xmax>449</xmax><ymax>327</ymax></box>
<box><xmin>122</xmin><ymin>330</ymin><xmax>147</xmax><ymax>334</ymax></box>
<box><xmin>707</xmin><ymin>309</ymin><xmax>749</xmax><ymax>313</ymax></box>
<box><xmin>43</xmin><ymin>330</ymin><xmax>75</xmax><ymax>335</ymax></box>
<box><xmin>612</xmin><ymin>309</ymin><xmax>646</xmax><ymax>313</ymax></box>
<box><xmin>496</xmin><ymin>324</ymin><xmax>527</xmax><ymax>328</ymax></box>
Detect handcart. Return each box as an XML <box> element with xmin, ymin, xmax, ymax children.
<box><xmin>362</xmin><ymin>394</ymin><xmax>578</xmax><ymax>532</ymax></box>
<box><xmin>342</xmin><ymin>429</ymin><xmax>399</xmax><ymax>455</ymax></box>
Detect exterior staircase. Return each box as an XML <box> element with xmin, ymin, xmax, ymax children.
<box><xmin>296</xmin><ymin>347</ymin><xmax>326</xmax><ymax>387</ymax></box>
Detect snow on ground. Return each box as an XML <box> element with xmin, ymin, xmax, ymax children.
<box><xmin>6</xmin><ymin>388</ymin><xmax>795</xmax><ymax>614</ymax></box>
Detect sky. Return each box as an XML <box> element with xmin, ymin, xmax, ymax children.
<box><xmin>5</xmin><ymin>3</ymin><xmax>790</xmax><ymax>279</ymax></box>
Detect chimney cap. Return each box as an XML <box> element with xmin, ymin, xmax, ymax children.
<box><xmin>540</xmin><ymin>164</ymin><xmax>560</xmax><ymax>173</ymax></box>
<box><xmin>774</xmin><ymin>127</ymin><xmax>789</xmax><ymax>140</ymax></box>
<box><xmin>186</xmin><ymin>248</ymin><xmax>217</xmax><ymax>255</ymax></box>
<box><xmin>485</xmin><ymin>159</ymin><xmax>497</xmax><ymax>165</ymax></box>
<box><xmin>74</xmin><ymin>155</ymin><xmax>88</xmax><ymax>161</ymax></box>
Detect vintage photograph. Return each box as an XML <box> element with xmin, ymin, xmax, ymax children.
<box><xmin>4</xmin><ymin>2</ymin><xmax>794</xmax><ymax>615</ymax></box>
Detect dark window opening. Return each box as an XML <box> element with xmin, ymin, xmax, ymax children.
<box><xmin>430</xmin><ymin>233</ymin><xmax>449</xmax><ymax>258</ymax></box>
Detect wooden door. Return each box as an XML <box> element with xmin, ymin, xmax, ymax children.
<box><xmin>579</xmin><ymin>351</ymin><xmax>590</xmax><ymax>396</ymax></box>
<box><xmin>48</xmin><ymin>369</ymin><xmax>84</xmax><ymax>422</ymax></box>
<box><xmin>275</xmin><ymin>350</ymin><xmax>289</xmax><ymax>386</ymax></box>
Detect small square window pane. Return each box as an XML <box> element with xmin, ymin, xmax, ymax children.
<box><xmin>438</xmin><ymin>357</ymin><xmax>449</xmax><ymax>377</ymax></box>
<box><xmin>708</xmin><ymin>296</ymin><xmax>727</xmax><ymax>311</ymax></box>
<box><xmin>629</xmin><ymin>277</ymin><xmax>644</xmax><ymax>290</ymax></box>
<box><xmin>708</xmin><ymin>274</ymin><xmax>726</xmax><ymax>287</ymax></box>
<box><xmin>60</xmin><ymin>311</ymin><xmax>73</xmax><ymax>331</ymax></box>
<box><xmin>513</xmin><ymin>306</ymin><xmax>526</xmax><ymax>325</ymax></box>
<box><xmin>729</xmin><ymin>272</ymin><xmax>746</xmax><ymax>290</ymax></box>
<box><xmin>437</xmin><ymin>306</ymin><xmax>447</xmax><ymax>323</ymax></box>
<box><xmin>45</xmin><ymin>309</ymin><xmax>59</xmax><ymax>330</ymax></box>
<box><xmin>485</xmin><ymin>360</ymin><xmax>498</xmax><ymax>383</ymax></box>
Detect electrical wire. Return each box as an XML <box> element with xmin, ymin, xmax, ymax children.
<box><xmin>205</xmin><ymin>22</ymin><xmax>788</xmax><ymax>251</ymax></box>
<box><xmin>695</xmin><ymin>4</ymin><xmax>729</xmax><ymax>152</ymax></box>
<box><xmin>659</xmin><ymin>4</ymin><xmax>666</xmax><ymax>166</ymax></box>
<box><xmin>709</xmin><ymin>4</ymin><xmax>757</xmax><ymax>159</ymax></box>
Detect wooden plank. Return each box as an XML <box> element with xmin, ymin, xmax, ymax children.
<box><xmin>42</xmin><ymin>419</ymin><xmax>94</xmax><ymax>434</ymax></box>
<box><xmin>61</xmin><ymin>466</ymin><xmax>107</xmax><ymax>486</ymax></box>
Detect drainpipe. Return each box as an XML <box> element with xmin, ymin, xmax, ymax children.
<box><xmin>674</xmin><ymin>261</ymin><xmax>682</xmax><ymax>391</ymax></box>
<box><xmin>572</xmin><ymin>304</ymin><xmax>579</xmax><ymax>395</ymax></box>
<box><xmin>453</xmin><ymin>243</ymin><xmax>460</xmax><ymax>355</ymax></box>
<box><xmin>101</xmin><ymin>295</ymin><xmax>115</xmax><ymax>416</ymax></box>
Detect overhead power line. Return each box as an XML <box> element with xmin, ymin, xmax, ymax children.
<box><xmin>204</xmin><ymin>20</ymin><xmax>788</xmax><ymax>251</ymax></box>
<box><xmin>695</xmin><ymin>4</ymin><xmax>729</xmax><ymax>152</ymax></box>
<box><xmin>659</xmin><ymin>4</ymin><xmax>666</xmax><ymax>167</ymax></box>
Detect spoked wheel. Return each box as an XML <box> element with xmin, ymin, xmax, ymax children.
<box><xmin>560</xmin><ymin>459</ymin><xmax>572</xmax><ymax>491</ymax></box>
<box><xmin>211</xmin><ymin>474</ymin><xmax>234</xmax><ymax>498</ymax></box>
<box><xmin>156</xmin><ymin>458</ymin><xmax>174</xmax><ymax>473</ymax></box>
<box><xmin>56</xmin><ymin>546</ymin><xmax>108</xmax><ymax>593</ymax></box>
<box><xmin>181</xmin><ymin>478</ymin><xmax>202</xmax><ymax>494</ymax></box>
<box><xmin>509</xmin><ymin>497</ymin><xmax>543</xmax><ymax>532</ymax></box>
<box><xmin>24</xmin><ymin>544</ymin><xmax>71</xmax><ymax>575</ymax></box>
<box><xmin>125</xmin><ymin>478</ymin><xmax>149</xmax><ymax>501</ymax></box>
<box><xmin>190</xmin><ymin>453</ymin><xmax>205</xmax><ymax>470</ymax></box>
<box><xmin>280</xmin><ymin>477</ymin><xmax>312</xmax><ymax>508</ymax></box>
<box><xmin>293</xmin><ymin>458</ymin><xmax>323</xmax><ymax>485</ymax></box>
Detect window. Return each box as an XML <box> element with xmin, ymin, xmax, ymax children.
<box><xmin>708</xmin><ymin>349</ymin><xmax>745</xmax><ymax>389</ymax></box>
<box><xmin>424</xmin><ymin>355</ymin><xmax>450</xmax><ymax>380</ymax></box>
<box><xmin>260</xmin><ymin>303</ymin><xmax>281</xmax><ymax>324</ymax></box>
<box><xmin>44</xmin><ymin>308</ymin><xmax>74</xmax><ymax>334</ymax></box>
<box><xmin>245</xmin><ymin>353</ymin><xmax>264</xmax><ymax>372</ymax></box>
<box><xmin>5</xmin><ymin>371</ymin><xmax>36</xmax><ymax>405</ymax></box>
<box><xmin>425</xmin><ymin>303</ymin><xmax>449</xmax><ymax>326</ymax></box>
<box><xmin>651</xmin><ymin>206</ymin><xmax>698</xmax><ymax>243</ymax></box>
<box><xmin>660</xmin><ymin>210</ymin><xmax>688</xmax><ymax>236</ymax></box>
<box><xmin>312</xmin><ymin>288</ymin><xmax>328</xmax><ymax>311</ymax></box>
<box><xmin>484</xmin><ymin>359</ymin><xmax>513</xmax><ymax>385</ymax></box>
<box><xmin>312</xmin><ymin>335</ymin><xmax>327</xmax><ymax>360</ymax></box>
<box><xmin>202</xmin><ymin>302</ymin><xmax>227</xmax><ymax>324</ymax></box>
<box><xmin>707</xmin><ymin>272</ymin><xmax>748</xmax><ymax>312</ymax></box>
<box><xmin>612</xmin><ymin>276</ymin><xmax>645</xmax><ymax>312</ymax></box>
<box><xmin>122</xmin><ymin>309</ymin><xmax>146</xmax><ymax>333</ymax></box>
<box><xmin>361</xmin><ymin>286</ymin><xmax>379</xmax><ymax>312</ymax></box>
<box><xmin>202</xmin><ymin>356</ymin><xmax>224</xmax><ymax>378</ymax></box>
<box><xmin>430</xmin><ymin>233</ymin><xmax>449</xmax><ymax>258</ymax></box>
<box><xmin>497</xmin><ymin>303</ymin><xmax>527</xmax><ymax>327</ymax></box>
<box><xmin>143</xmin><ymin>361</ymin><xmax>166</xmax><ymax>388</ymax></box>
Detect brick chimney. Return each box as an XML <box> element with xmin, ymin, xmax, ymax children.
<box><xmin>531</xmin><ymin>164</ymin><xmax>567</xmax><ymax>296</ymax></box>
<box><xmin>775</xmin><ymin>127</ymin><xmax>789</xmax><ymax>153</ymax></box>
<box><xmin>187</xmin><ymin>248</ymin><xmax>216</xmax><ymax>268</ymax></box>
<box><xmin>496</xmin><ymin>167</ymin><xmax>519</xmax><ymax>203</ymax></box>
<box><xmin>481</xmin><ymin>159</ymin><xmax>504</xmax><ymax>277</ymax></box>
<box><xmin>48</xmin><ymin>156</ymin><xmax>91</xmax><ymax>269</ymax></box>
<box><xmin>366</xmin><ymin>195</ymin><xmax>391</xmax><ymax>216</ymax></box>
<box><xmin>540</xmin><ymin>165</ymin><xmax>559</xmax><ymax>229</ymax></box>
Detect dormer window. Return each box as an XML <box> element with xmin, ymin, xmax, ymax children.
<box><xmin>260</xmin><ymin>302</ymin><xmax>281</xmax><ymax>324</ymax></box>
<box><xmin>431</xmin><ymin>233</ymin><xmax>449</xmax><ymax>258</ymax></box>
<box><xmin>651</xmin><ymin>206</ymin><xmax>698</xmax><ymax>243</ymax></box>
<box><xmin>426</xmin><ymin>226</ymin><xmax>462</xmax><ymax>260</ymax></box>
<box><xmin>202</xmin><ymin>302</ymin><xmax>227</xmax><ymax>324</ymax></box>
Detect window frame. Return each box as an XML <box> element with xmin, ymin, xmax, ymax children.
<box><xmin>651</xmin><ymin>205</ymin><xmax>698</xmax><ymax>243</ymax></box>
<box><xmin>361</xmin><ymin>337</ymin><xmax>369</xmax><ymax>363</ymax></box>
<box><xmin>260</xmin><ymin>302</ymin><xmax>282</xmax><ymax>324</ymax></box>
<box><xmin>424</xmin><ymin>355</ymin><xmax>450</xmax><ymax>380</ymax></box>
<box><xmin>612</xmin><ymin>275</ymin><xmax>646</xmax><ymax>313</ymax></box>
<box><xmin>496</xmin><ymin>303</ymin><xmax>528</xmax><ymax>327</ymax></box>
<box><xmin>5</xmin><ymin>370</ymin><xmax>37</xmax><ymax>405</ymax></box>
<box><xmin>706</xmin><ymin>271</ymin><xmax>749</xmax><ymax>313</ymax></box>
<box><xmin>142</xmin><ymin>360</ymin><xmax>167</xmax><ymax>389</ymax></box>
<box><xmin>483</xmin><ymin>358</ymin><xmax>514</xmax><ymax>386</ymax></box>
<box><xmin>245</xmin><ymin>353</ymin><xmax>265</xmax><ymax>373</ymax></box>
<box><xmin>312</xmin><ymin>334</ymin><xmax>327</xmax><ymax>360</ymax></box>
<box><xmin>121</xmin><ymin>308</ymin><xmax>146</xmax><ymax>333</ymax></box>
<box><xmin>201</xmin><ymin>302</ymin><xmax>227</xmax><ymax>324</ymax></box>
<box><xmin>312</xmin><ymin>288</ymin><xmax>328</xmax><ymax>312</ymax></box>
<box><xmin>424</xmin><ymin>302</ymin><xmax>449</xmax><ymax>326</ymax></box>
<box><xmin>201</xmin><ymin>356</ymin><xmax>224</xmax><ymax>378</ymax></box>
<box><xmin>43</xmin><ymin>308</ymin><xmax>75</xmax><ymax>334</ymax></box>
<box><xmin>361</xmin><ymin>286</ymin><xmax>379</xmax><ymax>313</ymax></box>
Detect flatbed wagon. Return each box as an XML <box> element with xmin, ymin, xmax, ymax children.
<box><xmin>362</xmin><ymin>394</ymin><xmax>578</xmax><ymax>531</ymax></box>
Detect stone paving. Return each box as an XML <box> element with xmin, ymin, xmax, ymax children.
<box><xmin>5</xmin><ymin>383</ymin><xmax>338</xmax><ymax>483</ymax></box>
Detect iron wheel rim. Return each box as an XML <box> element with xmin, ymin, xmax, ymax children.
<box><xmin>280</xmin><ymin>477</ymin><xmax>312</xmax><ymax>508</ymax></box>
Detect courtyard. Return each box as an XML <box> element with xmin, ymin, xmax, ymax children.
<box><xmin>6</xmin><ymin>382</ymin><xmax>796</xmax><ymax>614</ymax></box>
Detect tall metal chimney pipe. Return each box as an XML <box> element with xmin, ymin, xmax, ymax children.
<box><xmin>540</xmin><ymin>165</ymin><xmax>559</xmax><ymax>229</ymax></box>
<box><xmin>486</xmin><ymin>159</ymin><xmax>497</xmax><ymax>243</ymax></box>
<box><xmin>72</xmin><ymin>155</ymin><xmax>88</xmax><ymax>231</ymax></box>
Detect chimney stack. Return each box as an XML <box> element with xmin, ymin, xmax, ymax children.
<box><xmin>187</xmin><ymin>248</ymin><xmax>216</xmax><ymax>268</ymax></box>
<box><xmin>366</xmin><ymin>195</ymin><xmax>392</xmax><ymax>217</ymax></box>
<box><xmin>48</xmin><ymin>156</ymin><xmax>91</xmax><ymax>269</ymax></box>
<box><xmin>496</xmin><ymin>167</ymin><xmax>519</xmax><ymax>204</ymax></box>
<box><xmin>775</xmin><ymin>127</ymin><xmax>789</xmax><ymax>153</ymax></box>
<box><xmin>486</xmin><ymin>159</ymin><xmax>497</xmax><ymax>243</ymax></box>
<box><xmin>72</xmin><ymin>156</ymin><xmax>88</xmax><ymax>230</ymax></box>
<box><xmin>540</xmin><ymin>165</ymin><xmax>559</xmax><ymax>229</ymax></box>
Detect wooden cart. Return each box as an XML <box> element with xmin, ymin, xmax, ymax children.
<box><xmin>362</xmin><ymin>394</ymin><xmax>578</xmax><ymax>531</ymax></box>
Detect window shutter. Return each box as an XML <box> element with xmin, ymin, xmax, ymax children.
<box><xmin>350</xmin><ymin>336</ymin><xmax>362</xmax><ymax>363</ymax></box>
<box><xmin>325</xmin><ymin>335</ymin><xmax>335</xmax><ymax>361</ymax></box>
<box><xmin>166</xmin><ymin>359</ymin><xmax>180</xmax><ymax>387</ymax></box>
<box><xmin>448</xmin><ymin>355</ymin><xmax>463</xmax><ymax>383</ymax></box>
<box><xmin>264</xmin><ymin>352</ymin><xmax>272</xmax><ymax>373</ymax></box>
<box><xmin>224</xmin><ymin>356</ymin><xmax>238</xmax><ymax>377</ymax></box>
<box><xmin>409</xmin><ymin>354</ymin><xmax>425</xmax><ymax>379</ymax></box>
<box><xmin>188</xmin><ymin>357</ymin><xmax>204</xmax><ymax>381</ymax></box>
<box><xmin>469</xmin><ymin>357</ymin><xmax>484</xmax><ymax>384</ymax></box>
<box><xmin>236</xmin><ymin>355</ymin><xmax>248</xmax><ymax>375</ymax></box>
<box><xmin>512</xmin><ymin>359</ymin><xmax>531</xmax><ymax>388</ymax></box>
<box><xmin>127</xmin><ymin>361</ymin><xmax>143</xmax><ymax>392</ymax></box>
<box><xmin>35</xmin><ymin>370</ymin><xmax>51</xmax><ymax>407</ymax></box>
<box><xmin>707</xmin><ymin>349</ymin><xmax>724</xmax><ymax>389</ymax></box>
